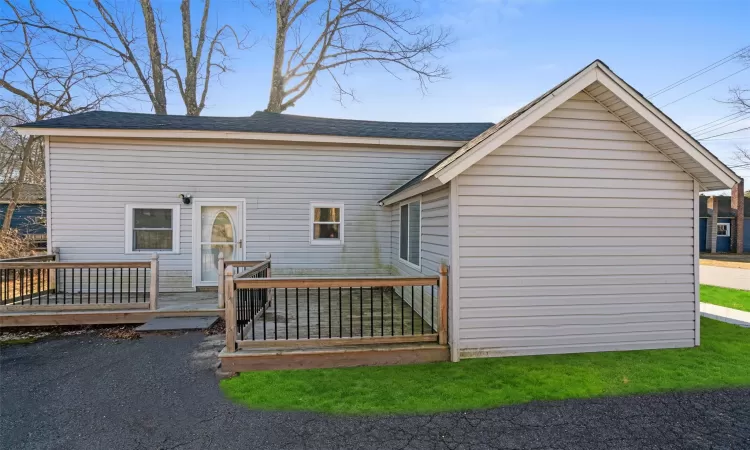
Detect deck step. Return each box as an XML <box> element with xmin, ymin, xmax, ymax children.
<box><xmin>220</xmin><ymin>342</ymin><xmax>449</xmax><ymax>371</ymax></box>
<box><xmin>136</xmin><ymin>316</ymin><xmax>219</xmax><ymax>332</ymax></box>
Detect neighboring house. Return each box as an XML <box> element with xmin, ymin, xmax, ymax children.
<box><xmin>0</xmin><ymin>184</ymin><xmax>47</xmax><ymax>245</ymax></box>
<box><xmin>701</xmin><ymin>191</ymin><xmax>750</xmax><ymax>254</ymax></box>
<box><xmin>699</xmin><ymin>196</ymin><xmax>709</xmax><ymax>253</ymax></box>
<box><xmin>15</xmin><ymin>60</ymin><xmax>740</xmax><ymax>359</ymax></box>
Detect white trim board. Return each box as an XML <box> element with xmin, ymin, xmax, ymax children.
<box><xmin>448</xmin><ymin>180</ymin><xmax>460</xmax><ymax>362</ymax></box>
<box><xmin>377</xmin><ymin>61</ymin><xmax>740</xmax><ymax>202</ymax></box>
<box><xmin>124</xmin><ymin>203</ymin><xmax>181</xmax><ymax>255</ymax></box>
<box><xmin>693</xmin><ymin>180</ymin><xmax>700</xmax><ymax>346</ymax></box>
<box><xmin>191</xmin><ymin>198</ymin><xmax>247</xmax><ymax>287</ymax></box>
<box><xmin>397</xmin><ymin>197</ymin><xmax>422</xmax><ymax>271</ymax></box>
<box><xmin>16</xmin><ymin>127</ymin><xmax>466</xmax><ymax>149</ymax></box>
<box><xmin>433</xmin><ymin>63</ymin><xmax>738</xmax><ymax>188</ymax></box>
<box><xmin>309</xmin><ymin>202</ymin><xmax>345</xmax><ymax>246</ymax></box>
<box><xmin>44</xmin><ymin>136</ymin><xmax>52</xmax><ymax>254</ymax></box>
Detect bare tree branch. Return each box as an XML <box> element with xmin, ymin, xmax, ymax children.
<box><xmin>728</xmin><ymin>50</ymin><xmax>750</xmax><ymax>168</ymax></box>
<box><xmin>2</xmin><ymin>0</ymin><xmax>248</xmax><ymax>116</ymax></box>
<box><xmin>265</xmin><ymin>0</ymin><xmax>451</xmax><ymax>113</ymax></box>
<box><xmin>0</xmin><ymin>0</ymin><xmax>133</xmax><ymax>229</ymax></box>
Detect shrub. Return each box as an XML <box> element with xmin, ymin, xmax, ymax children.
<box><xmin>0</xmin><ymin>229</ymin><xmax>36</xmax><ymax>259</ymax></box>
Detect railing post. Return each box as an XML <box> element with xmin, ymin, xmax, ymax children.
<box><xmin>149</xmin><ymin>253</ymin><xmax>159</xmax><ymax>310</ymax></box>
<box><xmin>217</xmin><ymin>252</ymin><xmax>225</xmax><ymax>308</ymax></box>
<box><xmin>438</xmin><ymin>264</ymin><xmax>449</xmax><ymax>345</ymax></box>
<box><xmin>50</xmin><ymin>247</ymin><xmax>59</xmax><ymax>292</ymax></box>
<box><xmin>225</xmin><ymin>265</ymin><xmax>236</xmax><ymax>352</ymax></box>
<box><xmin>265</xmin><ymin>252</ymin><xmax>272</xmax><ymax>306</ymax></box>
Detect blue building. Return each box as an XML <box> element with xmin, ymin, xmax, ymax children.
<box><xmin>701</xmin><ymin>194</ymin><xmax>750</xmax><ymax>254</ymax></box>
<box><xmin>0</xmin><ymin>184</ymin><xmax>47</xmax><ymax>247</ymax></box>
<box><xmin>0</xmin><ymin>202</ymin><xmax>46</xmax><ymax>236</ymax></box>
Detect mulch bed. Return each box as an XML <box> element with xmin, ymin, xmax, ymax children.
<box><xmin>0</xmin><ymin>324</ymin><xmax>141</xmax><ymax>343</ymax></box>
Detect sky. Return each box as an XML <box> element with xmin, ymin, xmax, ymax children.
<box><xmin>22</xmin><ymin>0</ymin><xmax>750</xmax><ymax>191</ymax></box>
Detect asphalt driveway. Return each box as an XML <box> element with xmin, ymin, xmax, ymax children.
<box><xmin>1</xmin><ymin>332</ymin><xmax>749</xmax><ymax>450</ymax></box>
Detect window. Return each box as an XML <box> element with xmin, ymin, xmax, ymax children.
<box><xmin>399</xmin><ymin>200</ymin><xmax>421</xmax><ymax>268</ymax></box>
<box><xmin>125</xmin><ymin>204</ymin><xmax>180</xmax><ymax>253</ymax></box>
<box><xmin>717</xmin><ymin>223</ymin><xmax>730</xmax><ymax>237</ymax></box>
<box><xmin>310</xmin><ymin>203</ymin><xmax>344</xmax><ymax>245</ymax></box>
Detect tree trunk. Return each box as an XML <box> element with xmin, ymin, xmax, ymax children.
<box><xmin>180</xmin><ymin>0</ymin><xmax>200</xmax><ymax>116</ymax></box>
<box><xmin>265</xmin><ymin>3</ymin><xmax>287</xmax><ymax>113</ymax></box>
<box><xmin>2</xmin><ymin>138</ymin><xmax>35</xmax><ymax>231</ymax></box>
<box><xmin>140</xmin><ymin>0</ymin><xmax>168</xmax><ymax>115</ymax></box>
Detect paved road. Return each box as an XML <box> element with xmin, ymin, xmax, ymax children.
<box><xmin>2</xmin><ymin>333</ymin><xmax>749</xmax><ymax>450</ymax></box>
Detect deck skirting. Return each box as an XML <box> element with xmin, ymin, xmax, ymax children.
<box><xmin>220</xmin><ymin>342</ymin><xmax>449</xmax><ymax>371</ymax></box>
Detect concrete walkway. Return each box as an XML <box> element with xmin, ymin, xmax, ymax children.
<box><xmin>701</xmin><ymin>302</ymin><xmax>750</xmax><ymax>327</ymax></box>
<box><xmin>700</xmin><ymin>265</ymin><xmax>750</xmax><ymax>290</ymax></box>
<box><xmin>2</xmin><ymin>333</ymin><xmax>750</xmax><ymax>449</ymax></box>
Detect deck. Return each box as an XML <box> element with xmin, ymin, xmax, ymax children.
<box><xmin>0</xmin><ymin>292</ymin><xmax>223</xmax><ymax>327</ymax></box>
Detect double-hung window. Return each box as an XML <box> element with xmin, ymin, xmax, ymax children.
<box><xmin>125</xmin><ymin>204</ymin><xmax>180</xmax><ymax>253</ymax></box>
<box><xmin>717</xmin><ymin>223</ymin><xmax>730</xmax><ymax>237</ymax></box>
<box><xmin>310</xmin><ymin>203</ymin><xmax>344</xmax><ymax>245</ymax></box>
<box><xmin>399</xmin><ymin>200</ymin><xmax>421</xmax><ymax>268</ymax></box>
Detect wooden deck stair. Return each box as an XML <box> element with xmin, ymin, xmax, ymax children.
<box><xmin>219</xmin><ymin>340</ymin><xmax>449</xmax><ymax>372</ymax></box>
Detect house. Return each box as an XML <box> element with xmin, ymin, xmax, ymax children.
<box><xmin>13</xmin><ymin>60</ymin><xmax>740</xmax><ymax>362</ymax></box>
<box><xmin>700</xmin><ymin>186</ymin><xmax>750</xmax><ymax>254</ymax></box>
<box><xmin>0</xmin><ymin>184</ymin><xmax>47</xmax><ymax>246</ymax></box>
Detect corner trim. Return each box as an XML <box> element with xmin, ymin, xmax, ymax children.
<box><xmin>694</xmin><ymin>179</ymin><xmax>700</xmax><ymax>346</ymax></box>
<box><xmin>44</xmin><ymin>136</ymin><xmax>52</xmax><ymax>254</ymax></box>
<box><xmin>449</xmin><ymin>179</ymin><xmax>461</xmax><ymax>362</ymax></box>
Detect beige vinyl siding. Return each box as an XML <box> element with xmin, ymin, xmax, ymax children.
<box><xmin>457</xmin><ymin>92</ymin><xmax>697</xmax><ymax>357</ymax></box>
<box><xmin>48</xmin><ymin>137</ymin><xmax>451</xmax><ymax>292</ymax></box>
<box><xmin>390</xmin><ymin>185</ymin><xmax>450</xmax><ymax>326</ymax></box>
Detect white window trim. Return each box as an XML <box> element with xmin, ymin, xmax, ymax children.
<box><xmin>398</xmin><ymin>197</ymin><xmax>422</xmax><ymax>271</ymax></box>
<box><xmin>309</xmin><ymin>202</ymin><xmax>344</xmax><ymax>246</ymax></box>
<box><xmin>125</xmin><ymin>204</ymin><xmax>180</xmax><ymax>254</ymax></box>
<box><xmin>717</xmin><ymin>222</ymin><xmax>730</xmax><ymax>237</ymax></box>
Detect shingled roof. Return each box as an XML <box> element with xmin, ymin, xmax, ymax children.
<box><xmin>16</xmin><ymin>110</ymin><xmax>494</xmax><ymax>142</ymax></box>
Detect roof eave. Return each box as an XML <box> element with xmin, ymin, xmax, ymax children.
<box><xmin>429</xmin><ymin>62</ymin><xmax>740</xmax><ymax>190</ymax></box>
<box><xmin>379</xmin><ymin>177</ymin><xmax>443</xmax><ymax>206</ymax></box>
<box><xmin>13</xmin><ymin>126</ymin><xmax>468</xmax><ymax>149</ymax></box>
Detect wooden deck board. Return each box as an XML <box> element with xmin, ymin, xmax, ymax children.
<box><xmin>0</xmin><ymin>291</ymin><xmax>222</xmax><ymax>327</ymax></box>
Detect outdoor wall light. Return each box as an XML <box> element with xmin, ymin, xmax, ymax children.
<box><xmin>179</xmin><ymin>193</ymin><xmax>192</xmax><ymax>205</ymax></box>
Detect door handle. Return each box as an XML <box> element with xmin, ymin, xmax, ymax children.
<box><xmin>238</xmin><ymin>239</ymin><xmax>243</xmax><ymax>249</ymax></box>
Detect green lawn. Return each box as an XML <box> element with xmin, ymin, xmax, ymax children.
<box><xmin>221</xmin><ymin>317</ymin><xmax>750</xmax><ymax>415</ymax></box>
<box><xmin>701</xmin><ymin>284</ymin><xmax>750</xmax><ymax>312</ymax></box>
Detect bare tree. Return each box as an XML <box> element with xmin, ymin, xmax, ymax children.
<box><xmin>0</xmin><ymin>1</ymin><xmax>125</xmax><ymax>230</ymax></box>
<box><xmin>2</xmin><ymin>0</ymin><xmax>245</xmax><ymax>116</ymax></box>
<box><xmin>264</xmin><ymin>0</ymin><xmax>451</xmax><ymax>113</ymax></box>
<box><xmin>728</xmin><ymin>51</ymin><xmax>750</xmax><ymax>166</ymax></box>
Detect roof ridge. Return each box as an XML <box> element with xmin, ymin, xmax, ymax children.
<box><xmin>252</xmin><ymin>110</ymin><xmax>494</xmax><ymax>126</ymax></box>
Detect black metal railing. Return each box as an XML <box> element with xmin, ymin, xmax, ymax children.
<box><xmin>233</xmin><ymin>277</ymin><xmax>439</xmax><ymax>341</ymax></box>
<box><xmin>0</xmin><ymin>262</ymin><xmax>151</xmax><ymax>307</ymax></box>
<box><xmin>234</xmin><ymin>260</ymin><xmax>271</xmax><ymax>333</ymax></box>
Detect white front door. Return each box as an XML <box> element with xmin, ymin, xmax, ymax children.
<box><xmin>193</xmin><ymin>199</ymin><xmax>245</xmax><ymax>286</ymax></box>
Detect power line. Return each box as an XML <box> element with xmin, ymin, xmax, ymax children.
<box><xmin>648</xmin><ymin>45</ymin><xmax>750</xmax><ymax>98</ymax></box>
<box><xmin>688</xmin><ymin>111</ymin><xmax>747</xmax><ymax>133</ymax></box>
<box><xmin>701</xmin><ymin>136</ymin><xmax>750</xmax><ymax>141</ymax></box>
<box><xmin>693</xmin><ymin>114</ymin><xmax>750</xmax><ymax>138</ymax></box>
<box><xmin>660</xmin><ymin>65</ymin><xmax>750</xmax><ymax>108</ymax></box>
<box><xmin>699</xmin><ymin>126</ymin><xmax>750</xmax><ymax>141</ymax></box>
